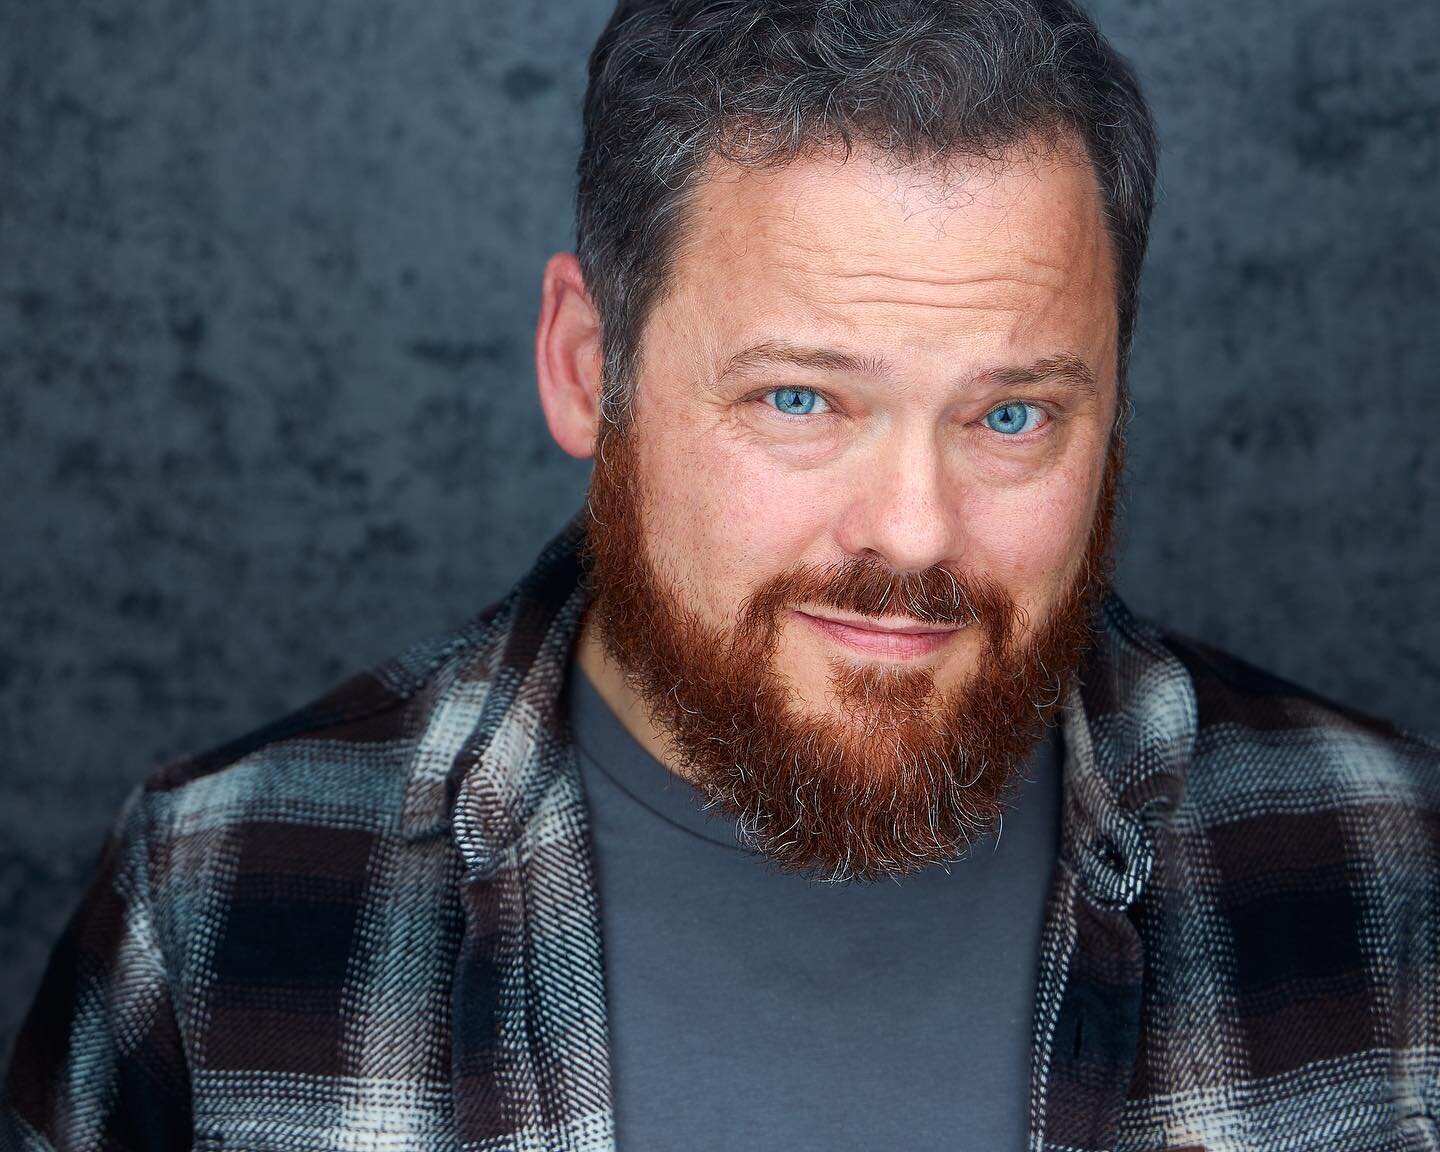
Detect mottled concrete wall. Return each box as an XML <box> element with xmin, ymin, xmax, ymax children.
<box><xmin>1</xmin><ymin>0</ymin><xmax>1436</xmax><ymax>1060</ymax></box>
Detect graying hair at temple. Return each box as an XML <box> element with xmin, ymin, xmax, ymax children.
<box><xmin>574</xmin><ymin>0</ymin><xmax>1161</xmax><ymax>431</ymax></box>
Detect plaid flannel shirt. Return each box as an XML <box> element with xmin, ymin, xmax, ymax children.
<box><xmin>5</xmin><ymin>509</ymin><xmax>1439</xmax><ymax>1151</ymax></box>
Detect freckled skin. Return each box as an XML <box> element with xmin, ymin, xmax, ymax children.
<box><xmin>573</xmin><ymin>137</ymin><xmax>1119</xmax><ymax>760</ymax></box>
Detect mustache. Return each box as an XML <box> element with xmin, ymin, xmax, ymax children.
<box><xmin>740</xmin><ymin>554</ymin><xmax>1020</xmax><ymax>637</ymax></box>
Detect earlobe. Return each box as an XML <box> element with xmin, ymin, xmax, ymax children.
<box><xmin>535</xmin><ymin>252</ymin><xmax>604</xmax><ymax>460</ymax></box>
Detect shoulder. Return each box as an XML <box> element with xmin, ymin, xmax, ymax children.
<box><xmin>132</xmin><ymin>597</ymin><xmax>512</xmax><ymax>859</ymax></box>
<box><xmin>120</xmin><ymin>510</ymin><xmax>593</xmax><ymax>902</ymax></box>
<box><xmin>1160</xmin><ymin>625</ymin><xmax>1433</xmax><ymax>752</ymax></box>
<box><xmin>1103</xmin><ymin>603</ymin><xmax>1440</xmax><ymax>854</ymax></box>
<box><xmin>4</xmin><ymin>604</ymin><xmax>517</xmax><ymax>1109</ymax></box>
<box><xmin>1118</xmin><ymin>612</ymin><xmax>1440</xmax><ymax>1072</ymax></box>
<box><xmin>1158</xmin><ymin>625</ymin><xmax>1438</xmax><ymax>799</ymax></box>
<box><xmin>1089</xmin><ymin>592</ymin><xmax>1438</xmax><ymax>828</ymax></box>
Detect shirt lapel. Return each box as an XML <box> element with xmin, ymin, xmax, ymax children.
<box><xmin>1028</xmin><ymin>591</ymin><xmax>1198</xmax><ymax>1151</ymax></box>
<box><xmin>443</xmin><ymin>511</ymin><xmax>617</xmax><ymax>1151</ymax></box>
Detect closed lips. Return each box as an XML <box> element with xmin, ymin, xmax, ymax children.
<box><xmin>793</xmin><ymin>611</ymin><xmax>963</xmax><ymax>659</ymax></box>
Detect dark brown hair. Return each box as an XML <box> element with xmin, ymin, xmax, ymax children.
<box><xmin>576</xmin><ymin>0</ymin><xmax>1159</xmax><ymax>428</ymax></box>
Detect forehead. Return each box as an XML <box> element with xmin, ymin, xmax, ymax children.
<box><xmin>660</xmin><ymin>136</ymin><xmax>1117</xmax><ymax>372</ymax></box>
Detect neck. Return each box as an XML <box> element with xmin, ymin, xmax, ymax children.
<box><xmin>575</xmin><ymin>610</ymin><xmax>695</xmax><ymax>783</ymax></box>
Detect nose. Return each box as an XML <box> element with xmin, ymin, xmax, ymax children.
<box><xmin>833</xmin><ymin>428</ymin><xmax>959</xmax><ymax>574</ymax></box>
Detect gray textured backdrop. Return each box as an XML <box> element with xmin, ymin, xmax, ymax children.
<box><xmin>1</xmin><ymin>1</ymin><xmax>1437</xmax><ymax>1063</ymax></box>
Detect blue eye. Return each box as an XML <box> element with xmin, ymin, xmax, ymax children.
<box><xmin>984</xmin><ymin>402</ymin><xmax>1043</xmax><ymax>436</ymax></box>
<box><xmin>767</xmin><ymin>387</ymin><xmax>826</xmax><ymax>416</ymax></box>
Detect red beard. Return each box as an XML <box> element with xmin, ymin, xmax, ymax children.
<box><xmin>579</xmin><ymin>420</ymin><xmax>1122</xmax><ymax>883</ymax></box>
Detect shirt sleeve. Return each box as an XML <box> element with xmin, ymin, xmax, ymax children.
<box><xmin>2</xmin><ymin>786</ymin><xmax>193</xmax><ymax>1150</ymax></box>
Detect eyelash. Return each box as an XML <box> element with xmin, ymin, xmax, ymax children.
<box><xmin>754</xmin><ymin>388</ymin><xmax>1053</xmax><ymax>442</ymax></box>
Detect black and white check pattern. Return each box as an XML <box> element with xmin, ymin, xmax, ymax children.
<box><xmin>5</xmin><ymin>509</ymin><xmax>1438</xmax><ymax>1151</ymax></box>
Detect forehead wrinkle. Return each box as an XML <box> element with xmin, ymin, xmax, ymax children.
<box><xmin>821</xmin><ymin>270</ymin><xmax>1079</xmax><ymax>315</ymax></box>
<box><xmin>752</xmin><ymin>238</ymin><xmax>1083</xmax><ymax>313</ymax></box>
<box><xmin>825</xmin><ymin>263</ymin><xmax>1071</xmax><ymax>288</ymax></box>
<box><xmin>828</xmin><ymin>296</ymin><xmax>1040</xmax><ymax>314</ymax></box>
<box><xmin>756</xmin><ymin>227</ymin><xmax>1076</xmax><ymax>288</ymax></box>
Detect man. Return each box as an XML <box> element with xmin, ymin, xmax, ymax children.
<box><xmin>5</xmin><ymin>0</ymin><xmax>1437</xmax><ymax>1149</ymax></box>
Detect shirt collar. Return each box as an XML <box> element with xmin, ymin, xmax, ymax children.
<box><xmin>1059</xmin><ymin>592</ymin><xmax>1198</xmax><ymax>907</ymax></box>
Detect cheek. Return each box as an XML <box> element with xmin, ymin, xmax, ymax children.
<box><xmin>639</xmin><ymin>426</ymin><xmax>830</xmax><ymax>621</ymax></box>
<box><xmin>959</xmin><ymin>464</ymin><xmax>1099</xmax><ymax>601</ymax></box>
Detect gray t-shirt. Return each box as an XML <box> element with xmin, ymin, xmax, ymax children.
<box><xmin>565</xmin><ymin>657</ymin><xmax>1061</xmax><ymax>1152</ymax></box>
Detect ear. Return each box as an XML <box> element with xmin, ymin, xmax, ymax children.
<box><xmin>535</xmin><ymin>252</ymin><xmax>604</xmax><ymax>460</ymax></box>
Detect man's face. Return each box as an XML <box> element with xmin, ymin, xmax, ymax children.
<box><xmin>581</xmin><ymin>137</ymin><xmax>1121</xmax><ymax>883</ymax></box>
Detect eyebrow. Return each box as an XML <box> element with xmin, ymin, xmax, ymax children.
<box><xmin>979</xmin><ymin>353</ymin><xmax>1100</xmax><ymax>400</ymax></box>
<box><xmin>719</xmin><ymin>340</ymin><xmax>888</xmax><ymax>379</ymax></box>
<box><xmin>717</xmin><ymin>341</ymin><xmax>1100</xmax><ymax>401</ymax></box>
